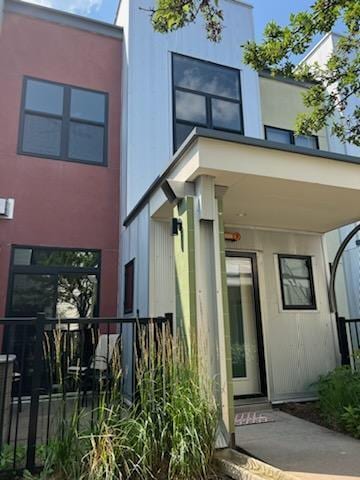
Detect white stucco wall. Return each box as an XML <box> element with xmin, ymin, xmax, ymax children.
<box><xmin>116</xmin><ymin>0</ymin><xmax>263</xmax><ymax>213</ymax></box>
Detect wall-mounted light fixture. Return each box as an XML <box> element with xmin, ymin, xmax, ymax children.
<box><xmin>172</xmin><ymin>218</ymin><xmax>183</xmax><ymax>236</ymax></box>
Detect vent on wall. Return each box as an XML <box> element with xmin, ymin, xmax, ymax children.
<box><xmin>0</xmin><ymin>198</ymin><xmax>15</xmax><ymax>219</ymax></box>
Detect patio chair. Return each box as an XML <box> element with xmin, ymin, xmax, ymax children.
<box><xmin>67</xmin><ymin>334</ymin><xmax>120</xmax><ymax>399</ymax></box>
<box><xmin>68</xmin><ymin>333</ymin><xmax>120</xmax><ymax>376</ymax></box>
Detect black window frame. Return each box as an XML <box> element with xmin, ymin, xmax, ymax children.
<box><xmin>6</xmin><ymin>245</ymin><xmax>102</xmax><ymax>318</ymax></box>
<box><xmin>278</xmin><ymin>254</ymin><xmax>317</xmax><ymax>311</ymax></box>
<box><xmin>18</xmin><ymin>76</ymin><xmax>109</xmax><ymax>166</ymax></box>
<box><xmin>172</xmin><ymin>53</ymin><xmax>244</xmax><ymax>152</ymax></box>
<box><xmin>264</xmin><ymin>125</ymin><xmax>319</xmax><ymax>150</ymax></box>
<box><xmin>124</xmin><ymin>259</ymin><xmax>135</xmax><ymax>315</ymax></box>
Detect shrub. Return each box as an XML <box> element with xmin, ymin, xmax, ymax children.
<box><xmin>341</xmin><ymin>406</ymin><xmax>360</xmax><ymax>439</ymax></box>
<box><xmin>317</xmin><ymin>366</ymin><xmax>360</xmax><ymax>436</ymax></box>
<box><xmin>28</xmin><ymin>326</ymin><xmax>219</xmax><ymax>479</ymax></box>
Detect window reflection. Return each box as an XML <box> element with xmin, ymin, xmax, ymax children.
<box><xmin>173</xmin><ymin>55</ymin><xmax>240</xmax><ymax>99</ymax></box>
<box><xmin>211</xmin><ymin>98</ymin><xmax>241</xmax><ymax>131</ymax></box>
<box><xmin>175</xmin><ymin>90</ymin><xmax>207</xmax><ymax>124</ymax></box>
<box><xmin>279</xmin><ymin>256</ymin><xmax>316</xmax><ymax>309</ymax></box>
<box><xmin>173</xmin><ymin>54</ymin><xmax>243</xmax><ymax>151</ymax></box>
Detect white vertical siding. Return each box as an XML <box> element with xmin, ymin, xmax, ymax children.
<box><xmin>149</xmin><ymin>219</ymin><xmax>175</xmax><ymax>317</ymax></box>
<box><xmin>117</xmin><ymin>0</ymin><xmax>263</xmax><ymax>213</ymax></box>
<box><xmin>225</xmin><ymin>227</ymin><xmax>338</xmax><ymax>401</ymax></box>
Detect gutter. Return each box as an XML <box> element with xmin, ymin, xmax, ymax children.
<box><xmin>123</xmin><ymin>127</ymin><xmax>360</xmax><ymax>228</ymax></box>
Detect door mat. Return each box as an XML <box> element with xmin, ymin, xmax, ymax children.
<box><xmin>235</xmin><ymin>412</ymin><xmax>276</xmax><ymax>426</ymax></box>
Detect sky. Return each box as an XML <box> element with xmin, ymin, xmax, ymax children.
<box><xmin>20</xmin><ymin>0</ymin><xmax>316</xmax><ymax>38</ymax></box>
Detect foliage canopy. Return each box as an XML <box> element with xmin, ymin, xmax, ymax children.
<box><xmin>150</xmin><ymin>0</ymin><xmax>360</xmax><ymax>145</ymax></box>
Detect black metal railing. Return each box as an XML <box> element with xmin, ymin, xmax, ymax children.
<box><xmin>337</xmin><ymin>316</ymin><xmax>360</xmax><ymax>371</ymax></box>
<box><xmin>0</xmin><ymin>313</ymin><xmax>173</xmax><ymax>476</ymax></box>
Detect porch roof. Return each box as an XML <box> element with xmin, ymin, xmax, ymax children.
<box><xmin>125</xmin><ymin>128</ymin><xmax>360</xmax><ymax>234</ymax></box>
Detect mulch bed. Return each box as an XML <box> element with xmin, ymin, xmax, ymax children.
<box><xmin>280</xmin><ymin>401</ymin><xmax>347</xmax><ymax>435</ymax></box>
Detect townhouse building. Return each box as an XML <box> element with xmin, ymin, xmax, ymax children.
<box><xmin>116</xmin><ymin>0</ymin><xmax>360</xmax><ymax>444</ymax></box>
<box><xmin>0</xmin><ymin>0</ymin><xmax>122</xmax><ymax>386</ymax></box>
<box><xmin>0</xmin><ymin>0</ymin><xmax>358</xmax><ymax>450</ymax></box>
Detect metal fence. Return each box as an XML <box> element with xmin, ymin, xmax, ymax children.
<box><xmin>337</xmin><ymin>316</ymin><xmax>360</xmax><ymax>371</ymax></box>
<box><xmin>0</xmin><ymin>313</ymin><xmax>173</xmax><ymax>477</ymax></box>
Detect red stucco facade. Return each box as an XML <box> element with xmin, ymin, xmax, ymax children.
<box><xmin>0</xmin><ymin>9</ymin><xmax>121</xmax><ymax>320</ymax></box>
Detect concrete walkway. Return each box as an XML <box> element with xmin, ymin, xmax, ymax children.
<box><xmin>235</xmin><ymin>410</ymin><xmax>360</xmax><ymax>480</ymax></box>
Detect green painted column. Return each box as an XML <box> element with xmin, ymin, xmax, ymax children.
<box><xmin>174</xmin><ymin>196</ymin><xmax>197</xmax><ymax>355</ymax></box>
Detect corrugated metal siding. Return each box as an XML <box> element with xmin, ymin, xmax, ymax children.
<box><xmin>149</xmin><ymin>219</ymin><xmax>175</xmax><ymax>316</ymax></box>
<box><xmin>225</xmin><ymin>227</ymin><xmax>338</xmax><ymax>401</ymax></box>
<box><xmin>117</xmin><ymin>0</ymin><xmax>263</xmax><ymax>213</ymax></box>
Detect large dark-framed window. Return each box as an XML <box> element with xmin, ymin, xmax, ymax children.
<box><xmin>18</xmin><ymin>77</ymin><xmax>108</xmax><ymax>165</ymax></box>
<box><xmin>172</xmin><ymin>53</ymin><xmax>244</xmax><ymax>151</ymax></box>
<box><xmin>265</xmin><ymin>126</ymin><xmax>319</xmax><ymax>150</ymax></box>
<box><xmin>5</xmin><ymin>246</ymin><xmax>101</xmax><ymax>393</ymax></box>
<box><xmin>7</xmin><ymin>246</ymin><xmax>101</xmax><ymax>319</ymax></box>
<box><xmin>278</xmin><ymin>254</ymin><xmax>317</xmax><ymax>310</ymax></box>
<box><xmin>124</xmin><ymin>259</ymin><xmax>135</xmax><ymax>314</ymax></box>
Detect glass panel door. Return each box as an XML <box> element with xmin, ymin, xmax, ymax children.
<box><xmin>226</xmin><ymin>255</ymin><xmax>262</xmax><ymax>396</ymax></box>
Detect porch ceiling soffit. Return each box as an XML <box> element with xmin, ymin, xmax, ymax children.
<box><xmin>124</xmin><ymin>128</ymin><xmax>360</xmax><ymax>230</ymax></box>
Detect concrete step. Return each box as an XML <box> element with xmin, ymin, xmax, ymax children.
<box><xmin>235</xmin><ymin>401</ymin><xmax>273</xmax><ymax>414</ymax></box>
<box><xmin>215</xmin><ymin>448</ymin><xmax>299</xmax><ymax>480</ymax></box>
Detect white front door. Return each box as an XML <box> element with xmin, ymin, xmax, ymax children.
<box><xmin>226</xmin><ymin>254</ymin><xmax>262</xmax><ymax>397</ymax></box>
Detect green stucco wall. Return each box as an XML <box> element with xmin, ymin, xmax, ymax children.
<box><xmin>174</xmin><ymin>197</ymin><xmax>197</xmax><ymax>354</ymax></box>
<box><xmin>260</xmin><ymin>77</ymin><xmax>328</xmax><ymax>150</ymax></box>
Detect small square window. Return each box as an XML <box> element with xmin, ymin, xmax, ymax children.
<box><xmin>211</xmin><ymin>98</ymin><xmax>242</xmax><ymax>131</ymax></box>
<box><xmin>278</xmin><ymin>255</ymin><xmax>316</xmax><ymax>310</ymax></box>
<box><xmin>175</xmin><ymin>90</ymin><xmax>207</xmax><ymax>124</ymax></box>
<box><xmin>294</xmin><ymin>135</ymin><xmax>318</xmax><ymax>149</ymax></box>
<box><xmin>265</xmin><ymin>127</ymin><xmax>292</xmax><ymax>144</ymax></box>
<box><xmin>22</xmin><ymin>114</ymin><xmax>62</xmax><ymax>156</ymax></box>
<box><xmin>25</xmin><ymin>79</ymin><xmax>64</xmax><ymax>115</ymax></box>
<box><xmin>68</xmin><ymin>122</ymin><xmax>105</xmax><ymax>163</ymax></box>
<box><xmin>70</xmin><ymin>89</ymin><xmax>106</xmax><ymax>123</ymax></box>
<box><xmin>265</xmin><ymin>126</ymin><xmax>319</xmax><ymax>150</ymax></box>
<box><xmin>124</xmin><ymin>259</ymin><xmax>135</xmax><ymax>314</ymax></box>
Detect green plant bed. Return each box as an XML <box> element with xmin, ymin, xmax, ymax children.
<box><xmin>281</xmin><ymin>366</ymin><xmax>360</xmax><ymax>439</ymax></box>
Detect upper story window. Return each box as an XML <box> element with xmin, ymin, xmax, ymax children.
<box><xmin>19</xmin><ymin>78</ymin><xmax>108</xmax><ymax>165</ymax></box>
<box><xmin>265</xmin><ymin>126</ymin><xmax>319</xmax><ymax>150</ymax></box>
<box><xmin>172</xmin><ymin>54</ymin><xmax>243</xmax><ymax>151</ymax></box>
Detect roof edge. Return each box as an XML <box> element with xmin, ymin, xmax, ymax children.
<box><xmin>123</xmin><ymin>127</ymin><xmax>360</xmax><ymax>227</ymax></box>
<box><xmin>259</xmin><ymin>70</ymin><xmax>317</xmax><ymax>89</ymax></box>
<box><xmin>298</xmin><ymin>31</ymin><xmax>344</xmax><ymax>66</ymax></box>
<box><xmin>5</xmin><ymin>0</ymin><xmax>123</xmax><ymax>39</ymax></box>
